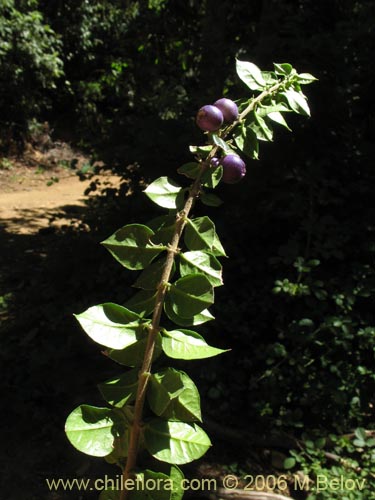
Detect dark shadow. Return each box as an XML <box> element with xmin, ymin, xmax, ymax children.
<box><xmin>0</xmin><ymin>172</ymin><xmax>155</xmax><ymax>499</ymax></box>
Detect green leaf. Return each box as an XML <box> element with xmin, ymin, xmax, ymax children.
<box><xmin>125</xmin><ymin>289</ymin><xmax>156</xmax><ymax>316</ymax></box>
<box><xmin>281</xmin><ymin>89</ymin><xmax>310</xmax><ymax>116</ymax></box>
<box><xmin>149</xmin><ymin>216</ymin><xmax>177</xmax><ymax>246</ymax></box>
<box><xmin>147</xmin><ymin>368</ymin><xmax>202</xmax><ymax>422</ymax></box>
<box><xmin>108</xmin><ymin>333</ymin><xmax>162</xmax><ymax>367</ymax></box>
<box><xmin>189</xmin><ymin>144</ymin><xmax>211</xmax><ymax>156</ymax></box>
<box><xmin>257</xmin><ymin>102</ymin><xmax>291</xmax><ymax>116</ymax></box>
<box><xmin>65</xmin><ymin>405</ymin><xmax>124</xmax><ymax>457</ymax></box>
<box><xmin>236</xmin><ymin>60</ymin><xmax>266</xmax><ymax>90</ymax></box>
<box><xmin>161</xmin><ymin>329</ymin><xmax>227</xmax><ymax>360</ymax></box>
<box><xmin>144</xmin><ymin>419</ymin><xmax>211</xmax><ymax>464</ymax></box>
<box><xmin>169</xmin><ymin>466</ymin><xmax>185</xmax><ymax>500</ymax></box>
<box><xmin>133</xmin><ymin>258</ymin><xmax>168</xmax><ymax>290</ymax></box>
<box><xmin>180</xmin><ymin>251</ymin><xmax>223</xmax><ymax>287</ymax></box>
<box><xmin>211</xmin><ymin>134</ymin><xmax>231</xmax><ymax>152</ymax></box>
<box><xmin>129</xmin><ymin>470</ymin><xmax>173</xmax><ymax>500</ymax></box>
<box><xmin>261</xmin><ymin>71</ymin><xmax>278</xmax><ymax>84</ymax></box>
<box><xmin>168</xmin><ymin>274</ymin><xmax>214</xmax><ymax>318</ymax></box>
<box><xmin>75</xmin><ymin>303</ymin><xmax>144</xmax><ymax>349</ymax></box>
<box><xmin>273</xmin><ymin>62</ymin><xmax>293</xmax><ymax>75</ymax></box>
<box><xmin>144</xmin><ymin>177</ymin><xmax>184</xmax><ymax>209</ymax></box>
<box><xmin>354</xmin><ymin>427</ymin><xmax>367</xmax><ymax>442</ymax></box>
<box><xmin>177</xmin><ymin>162</ymin><xmax>200</xmax><ymax>179</ymax></box>
<box><xmin>267</xmin><ymin>111</ymin><xmax>291</xmax><ymax>131</ymax></box>
<box><xmin>250</xmin><ymin>111</ymin><xmax>273</xmax><ymax>141</ymax></box>
<box><xmin>200</xmin><ymin>192</ymin><xmax>223</xmax><ymax>207</ymax></box>
<box><xmin>297</xmin><ymin>73</ymin><xmax>318</xmax><ymax>84</ymax></box>
<box><xmin>184</xmin><ymin>216</ymin><xmax>226</xmax><ymax>257</ymax></box>
<box><xmin>102</xmin><ymin>224</ymin><xmax>166</xmax><ymax>270</ymax></box>
<box><xmin>234</xmin><ymin>127</ymin><xmax>259</xmax><ymax>159</ymax></box>
<box><xmin>283</xmin><ymin>457</ymin><xmax>296</xmax><ymax>469</ymax></box>
<box><xmin>98</xmin><ymin>369</ymin><xmax>138</xmax><ymax>408</ymax></box>
<box><xmin>164</xmin><ymin>297</ymin><xmax>214</xmax><ymax>326</ymax></box>
<box><xmin>201</xmin><ymin>166</ymin><xmax>223</xmax><ymax>189</ymax></box>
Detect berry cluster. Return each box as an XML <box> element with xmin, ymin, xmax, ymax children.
<box><xmin>196</xmin><ymin>98</ymin><xmax>246</xmax><ymax>184</ymax></box>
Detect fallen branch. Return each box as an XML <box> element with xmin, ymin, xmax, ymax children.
<box><xmin>211</xmin><ymin>488</ymin><xmax>296</xmax><ymax>500</ymax></box>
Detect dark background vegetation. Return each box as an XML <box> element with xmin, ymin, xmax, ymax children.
<box><xmin>1</xmin><ymin>0</ymin><xmax>375</xmax><ymax>498</ymax></box>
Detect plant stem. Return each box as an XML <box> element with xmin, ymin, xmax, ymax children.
<box><xmin>119</xmin><ymin>164</ymin><xmax>209</xmax><ymax>500</ymax></box>
<box><xmin>119</xmin><ymin>76</ymin><xmax>288</xmax><ymax>500</ymax></box>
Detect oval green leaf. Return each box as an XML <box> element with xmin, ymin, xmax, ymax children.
<box><xmin>161</xmin><ymin>329</ymin><xmax>227</xmax><ymax>360</ymax></box>
<box><xmin>65</xmin><ymin>405</ymin><xmax>121</xmax><ymax>457</ymax></box>
<box><xmin>108</xmin><ymin>333</ymin><xmax>162</xmax><ymax>367</ymax></box>
<box><xmin>75</xmin><ymin>303</ymin><xmax>144</xmax><ymax>349</ymax></box>
<box><xmin>147</xmin><ymin>368</ymin><xmax>202</xmax><ymax>422</ymax></box>
<box><xmin>168</xmin><ymin>274</ymin><xmax>214</xmax><ymax>318</ymax></box>
<box><xmin>102</xmin><ymin>224</ymin><xmax>166</xmax><ymax>270</ymax></box>
<box><xmin>180</xmin><ymin>250</ymin><xmax>223</xmax><ymax>287</ymax></box>
<box><xmin>164</xmin><ymin>296</ymin><xmax>214</xmax><ymax>326</ymax></box>
<box><xmin>144</xmin><ymin>176</ymin><xmax>183</xmax><ymax>209</ymax></box>
<box><xmin>184</xmin><ymin>216</ymin><xmax>226</xmax><ymax>257</ymax></box>
<box><xmin>236</xmin><ymin>59</ymin><xmax>266</xmax><ymax>90</ymax></box>
<box><xmin>144</xmin><ymin>419</ymin><xmax>211</xmax><ymax>464</ymax></box>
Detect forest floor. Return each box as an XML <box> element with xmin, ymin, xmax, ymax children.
<box><xmin>0</xmin><ymin>145</ymin><xmax>121</xmax><ymax>234</ymax></box>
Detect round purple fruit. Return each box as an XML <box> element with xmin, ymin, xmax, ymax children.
<box><xmin>213</xmin><ymin>98</ymin><xmax>239</xmax><ymax>123</ymax></box>
<box><xmin>221</xmin><ymin>154</ymin><xmax>246</xmax><ymax>184</ymax></box>
<box><xmin>196</xmin><ymin>105</ymin><xmax>224</xmax><ymax>132</ymax></box>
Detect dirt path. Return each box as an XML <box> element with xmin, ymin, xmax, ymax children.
<box><xmin>0</xmin><ymin>170</ymin><xmax>121</xmax><ymax>234</ymax></box>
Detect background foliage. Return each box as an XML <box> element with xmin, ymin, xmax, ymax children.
<box><xmin>1</xmin><ymin>0</ymin><xmax>375</xmax><ymax>498</ymax></box>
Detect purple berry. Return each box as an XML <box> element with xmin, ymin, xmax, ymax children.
<box><xmin>196</xmin><ymin>105</ymin><xmax>224</xmax><ymax>132</ymax></box>
<box><xmin>213</xmin><ymin>98</ymin><xmax>239</xmax><ymax>123</ymax></box>
<box><xmin>210</xmin><ymin>157</ymin><xmax>221</xmax><ymax>167</ymax></box>
<box><xmin>221</xmin><ymin>154</ymin><xmax>246</xmax><ymax>184</ymax></box>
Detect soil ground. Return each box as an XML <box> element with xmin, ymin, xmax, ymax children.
<box><xmin>0</xmin><ymin>154</ymin><xmax>121</xmax><ymax>234</ymax></box>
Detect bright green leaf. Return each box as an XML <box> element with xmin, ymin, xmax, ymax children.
<box><xmin>75</xmin><ymin>303</ymin><xmax>144</xmax><ymax>349</ymax></box>
<box><xmin>144</xmin><ymin>177</ymin><xmax>183</xmax><ymax>209</ymax></box>
<box><xmin>201</xmin><ymin>166</ymin><xmax>223</xmax><ymax>189</ymax></box>
<box><xmin>147</xmin><ymin>368</ymin><xmax>202</xmax><ymax>422</ymax></box>
<box><xmin>211</xmin><ymin>134</ymin><xmax>231</xmax><ymax>152</ymax></box>
<box><xmin>65</xmin><ymin>405</ymin><xmax>123</xmax><ymax>457</ymax></box>
<box><xmin>107</xmin><ymin>333</ymin><xmax>162</xmax><ymax>367</ymax></box>
<box><xmin>161</xmin><ymin>329</ymin><xmax>227</xmax><ymax>360</ymax></box>
<box><xmin>180</xmin><ymin>251</ymin><xmax>223</xmax><ymax>287</ymax></box>
<box><xmin>184</xmin><ymin>216</ymin><xmax>226</xmax><ymax>257</ymax></box>
<box><xmin>267</xmin><ymin>111</ymin><xmax>291</xmax><ymax>130</ymax></box>
<box><xmin>164</xmin><ymin>297</ymin><xmax>214</xmax><ymax>326</ymax></box>
<box><xmin>168</xmin><ymin>274</ymin><xmax>214</xmax><ymax>318</ymax></box>
<box><xmin>98</xmin><ymin>369</ymin><xmax>138</xmax><ymax>408</ymax></box>
<box><xmin>251</xmin><ymin>111</ymin><xmax>273</xmax><ymax>141</ymax></box>
<box><xmin>236</xmin><ymin>60</ymin><xmax>266</xmax><ymax>90</ymax></box>
<box><xmin>102</xmin><ymin>224</ymin><xmax>166</xmax><ymax>270</ymax></box>
<box><xmin>234</xmin><ymin>127</ymin><xmax>259</xmax><ymax>159</ymax></box>
<box><xmin>261</xmin><ymin>71</ymin><xmax>278</xmax><ymax>84</ymax></box>
<box><xmin>281</xmin><ymin>89</ymin><xmax>310</xmax><ymax>116</ymax></box>
<box><xmin>297</xmin><ymin>73</ymin><xmax>318</xmax><ymax>85</ymax></box>
<box><xmin>273</xmin><ymin>62</ymin><xmax>293</xmax><ymax>75</ymax></box>
<box><xmin>144</xmin><ymin>419</ymin><xmax>211</xmax><ymax>464</ymax></box>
